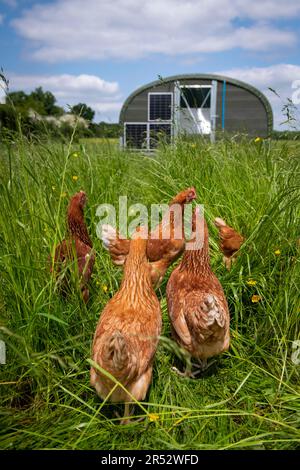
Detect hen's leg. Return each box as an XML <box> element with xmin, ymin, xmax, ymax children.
<box><xmin>173</xmin><ymin>357</ymin><xmax>216</xmax><ymax>378</ymax></box>
<box><xmin>119</xmin><ymin>369</ymin><xmax>152</xmax><ymax>424</ymax></box>
<box><xmin>192</xmin><ymin>358</ymin><xmax>217</xmax><ymax>376</ymax></box>
<box><xmin>81</xmin><ymin>286</ymin><xmax>89</xmax><ymax>304</ymax></box>
<box><xmin>120</xmin><ymin>403</ymin><xmax>133</xmax><ymax>425</ymax></box>
<box><xmin>224</xmin><ymin>256</ymin><xmax>232</xmax><ymax>270</ymax></box>
<box><xmin>117</xmin><ymin>403</ymin><xmax>146</xmax><ymax>425</ymax></box>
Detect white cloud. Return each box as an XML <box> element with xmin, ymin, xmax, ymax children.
<box><xmin>218</xmin><ymin>64</ymin><xmax>300</xmax><ymax>129</ymax></box>
<box><xmin>234</xmin><ymin>1</ymin><xmax>300</xmax><ymax>19</ymax></box>
<box><xmin>11</xmin><ymin>0</ymin><xmax>299</xmax><ymax>62</ymax></box>
<box><xmin>92</xmin><ymin>102</ymin><xmax>123</xmax><ymax>113</ymax></box>
<box><xmin>6</xmin><ymin>73</ymin><xmax>122</xmax><ymax>122</ymax></box>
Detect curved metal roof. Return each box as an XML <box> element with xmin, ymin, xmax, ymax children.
<box><xmin>119</xmin><ymin>73</ymin><xmax>273</xmax><ymax>132</ymax></box>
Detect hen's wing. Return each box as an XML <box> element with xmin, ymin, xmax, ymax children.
<box><xmin>166</xmin><ymin>273</ymin><xmax>192</xmax><ymax>346</ymax></box>
<box><xmin>76</xmin><ymin>239</ymin><xmax>95</xmax><ymax>281</ymax></box>
<box><xmin>51</xmin><ymin>239</ymin><xmax>68</xmax><ymax>271</ymax></box>
<box><xmin>75</xmin><ymin>239</ymin><xmax>95</xmax><ymax>303</ymax></box>
<box><xmin>214</xmin><ymin>217</ymin><xmax>244</xmax><ymax>258</ymax></box>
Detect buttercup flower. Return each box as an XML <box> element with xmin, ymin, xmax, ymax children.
<box><xmin>251</xmin><ymin>295</ymin><xmax>261</xmax><ymax>303</ymax></box>
<box><xmin>73</xmin><ymin>152</ymin><xmax>79</xmax><ymax>158</ymax></box>
<box><xmin>274</xmin><ymin>249</ymin><xmax>281</xmax><ymax>255</ymax></box>
<box><xmin>246</xmin><ymin>279</ymin><xmax>257</xmax><ymax>286</ymax></box>
<box><xmin>72</xmin><ymin>175</ymin><xmax>78</xmax><ymax>182</ymax></box>
<box><xmin>148</xmin><ymin>413</ymin><xmax>160</xmax><ymax>422</ymax></box>
<box><xmin>102</xmin><ymin>285</ymin><xmax>108</xmax><ymax>293</ymax></box>
<box><xmin>255</xmin><ymin>137</ymin><xmax>262</xmax><ymax>143</ymax></box>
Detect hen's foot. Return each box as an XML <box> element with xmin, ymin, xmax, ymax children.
<box><xmin>172</xmin><ymin>359</ymin><xmax>216</xmax><ymax>378</ymax></box>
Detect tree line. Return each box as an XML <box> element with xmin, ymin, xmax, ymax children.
<box><xmin>0</xmin><ymin>85</ymin><xmax>120</xmax><ymax>141</ymax></box>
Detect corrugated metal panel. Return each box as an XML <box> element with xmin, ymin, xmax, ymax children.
<box><xmin>224</xmin><ymin>83</ymin><xmax>268</xmax><ymax>135</ymax></box>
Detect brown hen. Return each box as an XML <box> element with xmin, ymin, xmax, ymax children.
<box><xmin>90</xmin><ymin>229</ymin><xmax>162</xmax><ymax>424</ymax></box>
<box><xmin>214</xmin><ymin>217</ymin><xmax>244</xmax><ymax>270</ymax></box>
<box><xmin>101</xmin><ymin>187</ymin><xmax>196</xmax><ymax>286</ymax></box>
<box><xmin>51</xmin><ymin>191</ymin><xmax>95</xmax><ymax>303</ymax></box>
<box><xmin>166</xmin><ymin>208</ymin><xmax>230</xmax><ymax>377</ymax></box>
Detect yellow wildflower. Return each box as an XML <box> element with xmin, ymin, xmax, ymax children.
<box><xmin>72</xmin><ymin>175</ymin><xmax>78</xmax><ymax>182</ymax></box>
<box><xmin>274</xmin><ymin>249</ymin><xmax>281</xmax><ymax>255</ymax></box>
<box><xmin>251</xmin><ymin>295</ymin><xmax>261</xmax><ymax>303</ymax></box>
<box><xmin>246</xmin><ymin>279</ymin><xmax>257</xmax><ymax>286</ymax></box>
<box><xmin>102</xmin><ymin>285</ymin><xmax>108</xmax><ymax>293</ymax></box>
<box><xmin>148</xmin><ymin>413</ymin><xmax>160</xmax><ymax>422</ymax></box>
<box><xmin>255</xmin><ymin>137</ymin><xmax>262</xmax><ymax>143</ymax></box>
<box><xmin>191</xmin><ymin>143</ymin><xmax>196</xmax><ymax>149</ymax></box>
<box><xmin>73</xmin><ymin>152</ymin><xmax>79</xmax><ymax>158</ymax></box>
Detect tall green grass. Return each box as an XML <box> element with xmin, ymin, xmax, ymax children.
<box><xmin>0</xmin><ymin>135</ymin><xmax>299</xmax><ymax>449</ymax></box>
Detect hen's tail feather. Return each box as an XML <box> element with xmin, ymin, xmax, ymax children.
<box><xmin>101</xmin><ymin>224</ymin><xmax>118</xmax><ymax>249</ymax></box>
<box><xmin>100</xmin><ymin>331</ymin><xmax>138</xmax><ymax>382</ymax></box>
<box><xmin>214</xmin><ymin>217</ymin><xmax>227</xmax><ymax>228</ymax></box>
<box><xmin>202</xmin><ymin>295</ymin><xmax>226</xmax><ymax>328</ymax></box>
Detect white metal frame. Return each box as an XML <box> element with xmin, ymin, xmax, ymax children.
<box><xmin>210</xmin><ymin>80</ymin><xmax>218</xmax><ymax>143</ymax></box>
<box><xmin>124</xmin><ymin>121</ymin><xmax>173</xmax><ymax>150</ymax></box>
<box><xmin>148</xmin><ymin>92</ymin><xmax>173</xmax><ymax>122</ymax></box>
<box><xmin>175</xmin><ymin>83</ymin><xmax>218</xmax><ymax>142</ymax></box>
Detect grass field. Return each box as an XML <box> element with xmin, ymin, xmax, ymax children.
<box><xmin>0</xmin><ymin>134</ymin><xmax>299</xmax><ymax>450</ymax></box>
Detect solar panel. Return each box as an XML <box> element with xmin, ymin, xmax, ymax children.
<box><xmin>149</xmin><ymin>124</ymin><xmax>171</xmax><ymax>149</ymax></box>
<box><xmin>125</xmin><ymin>124</ymin><xmax>147</xmax><ymax>149</ymax></box>
<box><xmin>149</xmin><ymin>94</ymin><xmax>172</xmax><ymax>121</ymax></box>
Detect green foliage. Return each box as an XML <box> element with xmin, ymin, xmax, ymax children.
<box><xmin>71</xmin><ymin>103</ymin><xmax>95</xmax><ymax>122</ymax></box>
<box><xmin>271</xmin><ymin>130</ymin><xmax>300</xmax><ymax>140</ymax></box>
<box><xmin>0</xmin><ymin>104</ymin><xmax>18</xmax><ymax>131</ymax></box>
<box><xmin>7</xmin><ymin>87</ymin><xmax>64</xmax><ymax>117</ymax></box>
<box><xmin>90</xmin><ymin>121</ymin><xmax>121</xmax><ymax>138</ymax></box>
<box><xmin>0</xmin><ymin>136</ymin><xmax>299</xmax><ymax>449</ymax></box>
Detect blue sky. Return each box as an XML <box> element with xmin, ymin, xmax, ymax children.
<box><xmin>1</xmin><ymin>0</ymin><xmax>300</xmax><ymax>127</ymax></box>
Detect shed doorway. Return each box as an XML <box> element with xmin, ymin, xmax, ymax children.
<box><xmin>179</xmin><ymin>85</ymin><xmax>211</xmax><ymax>134</ymax></box>
<box><xmin>174</xmin><ymin>82</ymin><xmax>217</xmax><ymax>141</ymax></box>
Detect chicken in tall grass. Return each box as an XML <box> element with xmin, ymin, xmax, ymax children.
<box><xmin>90</xmin><ymin>228</ymin><xmax>161</xmax><ymax>424</ymax></box>
<box><xmin>166</xmin><ymin>208</ymin><xmax>230</xmax><ymax>377</ymax></box>
<box><xmin>51</xmin><ymin>191</ymin><xmax>95</xmax><ymax>303</ymax></box>
<box><xmin>214</xmin><ymin>217</ymin><xmax>244</xmax><ymax>269</ymax></box>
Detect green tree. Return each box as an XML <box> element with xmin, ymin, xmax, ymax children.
<box><xmin>6</xmin><ymin>90</ymin><xmax>28</xmax><ymax>107</ymax></box>
<box><xmin>71</xmin><ymin>103</ymin><xmax>95</xmax><ymax>122</ymax></box>
<box><xmin>30</xmin><ymin>87</ymin><xmax>63</xmax><ymax>116</ymax></box>
<box><xmin>6</xmin><ymin>87</ymin><xmax>64</xmax><ymax>116</ymax></box>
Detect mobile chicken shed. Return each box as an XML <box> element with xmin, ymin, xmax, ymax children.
<box><xmin>119</xmin><ymin>74</ymin><xmax>273</xmax><ymax>150</ymax></box>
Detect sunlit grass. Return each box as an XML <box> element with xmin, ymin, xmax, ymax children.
<box><xmin>0</xmin><ymin>135</ymin><xmax>299</xmax><ymax>449</ymax></box>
